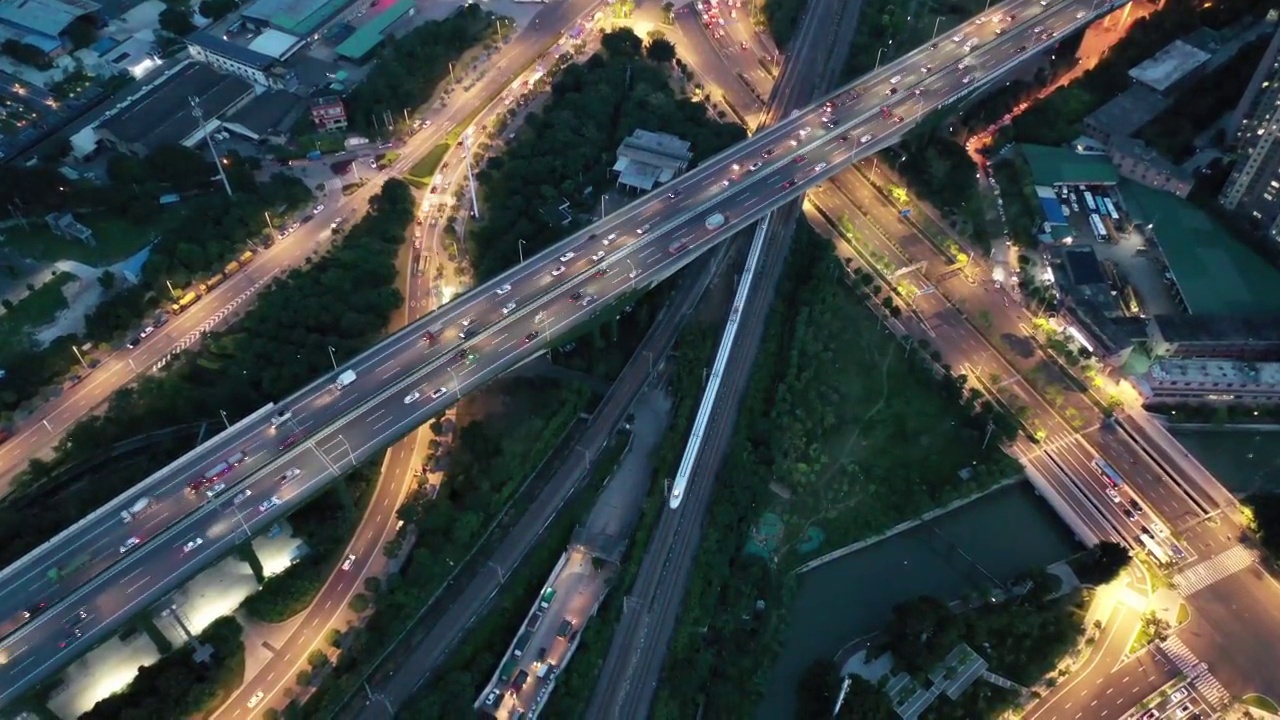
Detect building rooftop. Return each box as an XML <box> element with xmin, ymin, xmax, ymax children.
<box><xmin>1109</xmin><ymin>136</ymin><xmax>1193</xmax><ymax>183</ymax></box>
<box><xmin>188</xmin><ymin>31</ymin><xmax>277</xmax><ymax>69</ymax></box>
<box><xmin>1152</xmin><ymin>314</ymin><xmax>1280</xmax><ymax>345</ymax></box>
<box><xmin>246</xmin><ymin>28</ymin><xmax>303</xmax><ymax>59</ymax></box>
<box><xmin>613</xmin><ymin>130</ymin><xmax>693</xmax><ymax>191</ymax></box>
<box><xmin>1128</xmin><ymin>40</ymin><xmax>1211</xmax><ymax>93</ymax></box>
<box><xmin>0</xmin><ymin>0</ymin><xmax>100</xmax><ymax>39</ymax></box>
<box><xmin>334</xmin><ymin>0</ymin><xmax>413</xmax><ymax>60</ymax></box>
<box><xmin>1119</xmin><ymin>180</ymin><xmax>1280</xmax><ymax>315</ymax></box>
<box><xmin>224</xmin><ymin>89</ymin><xmax>300</xmax><ymax>136</ymax></box>
<box><xmin>1147</xmin><ymin>358</ymin><xmax>1280</xmax><ymax>386</ymax></box>
<box><xmin>99</xmin><ymin>62</ymin><xmax>253</xmax><ymax>150</ymax></box>
<box><xmin>241</xmin><ymin>0</ymin><xmax>347</xmax><ymax>36</ymax></box>
<box><xmin>1063</xmin><ymin>246</ymin><xmax>1108</xmax><ymax>285</ymax></box>
<box><xmin>1083</xmin><ymin>85</ymin><xmax>1169</xmax><ymax>140</ymax></box>
<box><xmin>1020</xmin><ymin>144</ymin><xmax>1120</xmax><ymax>186</ymax></box>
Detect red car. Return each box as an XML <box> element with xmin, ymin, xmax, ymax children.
<box><xmin>793</xmin><ymin>155</ymin><xmax>807</xmax><ymax>164</ymax></box>
<box><xmin>278</xmin><ymin>432</ymin><xmax>304</xmax><ymax>451</ymax></box>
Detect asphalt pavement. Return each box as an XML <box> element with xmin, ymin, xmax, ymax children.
<box><xmin>0</xmin><ymin>0</ymin><xmax>1119</xmax><ymax>702</ymax></box>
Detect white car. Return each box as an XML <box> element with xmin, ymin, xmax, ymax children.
<box><xmin>975</xmin><ymin>15</ymin><xmax>986</xmax><ymax>23</ymax></box>
<box><xmin>813</xmin><ymin>162</ymin><xmax>828</xmax><ymax>173</ymax></box>
<box><xmin>1076</xmin><ymin>9</ymin><xmax>1087</xmax><ymax>17</ymax></box>
<box><xmin>559</xmin><ymin>251</ymin><xmax>576</xmax><ymax>262</ymax></box>
<box><xmin>404</xmin><ymin>391</ymin><xmax>421</xmax><ymax>404</ymax></box>
<box><xmin>429</xmin><ymin>386</ymin><xmax>448</xmax><ymax>399</ymax></box>
<box><xmin>1105</xmin><ymin>488</ymin><xmax>1121</xmax><ymax>503</ymax></box>
<box><xmin>182</xmin><ymin>537</ymin><xmax>203</xmax><ymax>554</ymax></box>
<box><xmin>952</xmin><ymin>33</ymin><xmax>964</xmax><ymax>42</ymax></box>
<box><xmin>748</xmin><ymin>160</ymin><xmax>763</xmax><ymax>171</ymax></box>
<box><xmin>1170</xmin><ymin>686</ymin><xmax>1190</xmax><ymax>702</ymax></box>
<box><xmin>495</xmin><ymin>284</ymin><xmax>512</xmax><ymax>295</ymax></box>
<box><xmin>551</xmin><ymin>265</ymin><xmax>566</xmax><ymax>276</ymax></box>
<box><xmin>205</xmin><ymin>482</ymin><xmax>226</xmax><ymax>498</ymax></box>
<box><xmin>119</xmin><ymin>536</ymin><xmax>141</xmax><ymax>554</ymax></box>
<box><xmin>313</xmin><ymin>203</ymin><xmax>325</xmax><ymax>213</ymax></box>
<box><xmin>720</xmin><ymin>178</ymin><xmax>731</xmax><ymax>187</ymax></box>
<box><xmin>590</xmin><ymin>251</ymin><xmax>606</xmax><ymax>262</ymax></box>
<box><xmin>1151</xmin><ymin>520</ymin><xmax>1169</xmax><ymax>537</ymax></box>
<box><xmin>280</xmin><ymin>467</ymin><xmax>301</xmax><ymax>485</ymax></box>
<box><xmin>139</xmin><ymin>325</ymin><xmax>156</xmax><ymax>339</ymax></box>
<box><xmin>1033</xmin><ymin>25</ymin><xmax>1045</xmax><ymax>33</ymax></box>
<box><xmin>859</xmin><ymin>134</ymin><xmax>874</xmax><ymax>144</ymax></box>
<box><xmin>247</xmin><ymin>691</ymin><xmax>264</xmax><ymax>708</ymax></box>
<box><xmin>798</xmin><ymin>126</ymin><xmax>812</xmax><ymax>138</ymax></box>
<box><xmin>604</xmin><ymin>233</ymin><xmax>618</xmax><ymax>245</ymax></box>
<box><xmin>637</xmin><ymin>223</ymin><xmax>652</xmax><ymax>234</ymax></box>
<box><xmin>962</xmin><ymin>74</ymin><xmax>975</xmax><ymax>84</ymax></box>
<box><xmin>502</xmin><ymin>301</ymin><xmax>517</xmax><ymax>315</ymax></box>
<box><xmin>341</xmin><ymin>554</ymin><xmax>356</xmax><ymax>570</ymax></box>
<box><xmin>233</xmin><ymin>489</ymin><xmax>252</xmax><ymax>504</ymax></box>
<box><xmin>257</xmin><ymin>496</ymin><xmax>280</xmax><ymax>513</ymax></box>
<box><xmin>889</xmin><ymin>75</ymin><xmax>902</xmax><ymax>84</ymax></box>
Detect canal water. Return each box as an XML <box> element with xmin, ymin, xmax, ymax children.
<box><xmin>1167</xmin><ymin>426</ymin><xmax>1280</xmax><ymax>496</ymax></box>
<box><xmin>759</xmin><ymin>480</ymin><xmax>1082</xmax><ymax>720</ymax></box>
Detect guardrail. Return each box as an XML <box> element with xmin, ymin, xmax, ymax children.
<box><xmin>0</xmin><ymin>402</ymin><xmax>276</xmax><ymax>587</ymax></box>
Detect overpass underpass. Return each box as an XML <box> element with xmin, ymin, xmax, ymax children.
<box><xmin>0</xmin><ymin>0</ymin><xmax>1132</xmax><ymax>701</ymax></box>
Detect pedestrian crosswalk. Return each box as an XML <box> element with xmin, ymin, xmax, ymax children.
<box><xmin>1172</xmin><ymin>545</ymin><xmax>1258</xmax><ymax>596</ymax></box>
<box><xmin>1158</xmin><ymin>636</ymin><xmax>1232</xmax><ymax>709</ymax></box>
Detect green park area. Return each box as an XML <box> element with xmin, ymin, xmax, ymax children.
<box><xmin>643</xmin><ymin>221</ymin><xmax>1021</xmax><ymax>718</ymax></box>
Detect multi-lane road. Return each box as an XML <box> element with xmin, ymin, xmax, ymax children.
<box><xmin>0</xmin><ymin>0</ymin><xmax>1121</xmax><ymax>702</ymax></box>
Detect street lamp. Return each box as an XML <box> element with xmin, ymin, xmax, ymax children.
<box><xmin>875</xmin><ymin>47</ymin><xmax>888</xmax><ymax>70</ymax></box>
<box><xmin>219</xmin><ymin>410</ymin><xmax>231</xmax><ymax>429</ymax></box>
<box><xmin>932</xmin><ymin>16</ymin><xmax>942</xmax><ymax>40</ymax></box>
<box><xmin>518</xmin><ymin>238</ymin><xmax>526</xmax><ymax>264</ymax></box>
<box><xmin>165</xmin><ymin>279</ymin><xmax>180</xmax><ymax>299</ymax></box>
<box><xmin>327</xmin><ymin>345</ymin><xmax>338</xmax><ymax>371</ymax></box>
<box><xmin>71</xmin><ymin>343</ymin><xmax>88</xmax><ymax>369</ymax></box>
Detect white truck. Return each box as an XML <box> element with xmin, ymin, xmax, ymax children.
<box><xmin>705</xmin><ymin>212</ymin><xmax>727</xmax><ymax>230</ymax></box>
<box><xmin>120</xmin><ymin>497</ymin><xmax>152</xmax><ymax>523</ymax></box>
<box><xmin>334</xmin><ymin>369</ymin><xmax>357</xmax><ymax>389</ymax></box>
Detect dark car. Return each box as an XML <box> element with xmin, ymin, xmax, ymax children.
<box><xmin>837</xmin><ymin>135</ymin><xmax>850</xmax><ymax>143</ymax></box>
<box><xmin>523</xmin><ymin>331</ymin><xmax>540</xmax><ymax>344</ymax></box>
<box><xmin>782</xmin><ymin>178</ymin><xmax>798</xmax><ymax>189</ymax></box>
<box><xmin>1129</xmin><ymin>498</ymin><xmax>1144</xmax><ymax>514</ymax></box>
<box><xmin>568</xmin><ymin>291</ymin><xmax>583</xmax><ymax>302</ymax></box>
<box><xmin>793</xmin><ymin>155</ymin><xmax>807</xmax><ymax>164</ymax></box>
<box><xmin>126</xmin><ymin>336</ymin><xmax>142</xmax><ymax>349</ymax></box>
<box><xmin>24</xmin><ymin>602</ymin><xmax>48</xmax><ymax>619</ymax></box>
<box><xmin>64</xmin><ymin>609</ymin><xmax>88</xmax><ymax>628</ymax></box>
<box><xmin>59</xmin><ymin>628</ymin><xmax>82</xmax><ymax>649</ymax></box>
<box><xmin>1015</xmin><ymin>44</ymin><xmax>1028</xmax><ymax>53</ymax></box>
<box><xmin>593</xmin><ymin>268</ymin><xmax>609</xmax><ymax>278</ymax></box>
<box><xmin>667</xmin><ymin>188</ymin><xmax>682</xmax><ymax>199</ymax></box>
<box><xmin>761</xmin><ymin>146</ymin><xmax>776</xmax><ymax>157</ymax></box>
<box><xmin>278</xmin><ymin>432</ymin><xmax>304</xmax><ymax>451</ymax></box>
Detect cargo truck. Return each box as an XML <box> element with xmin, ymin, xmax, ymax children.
<box><xmin>513</xmin><ymin>630</ymin><xmax>532</xmax><ymax>658</ymax></box>
<box><xmin>120</xmin><ymin>496</ymin><xmax>152</xmax><ymax>523</ymax></box>
<box><xmin>705</xmin><ymin>211</ymin><xmax>727</xmax><ymax>230</ymax></box>
<box><xmin>334</xmin><ymin>369</ymin><xmax>357</xmax><ymax>389</ymax></box>
<box><xmin>200</xmin><ymin>273</ymin><xmax>225</xmax><ymax>294</ymax></box>
<box><xmin>170</xmin><ymin>291</ymin><xmax>199</xmax><ymax>314</ymax></box>
<box><xmin>539</xmin><ymin>587</ymin><xmax>556</xmax><ymax>608</ymax></box>
<box><xmin>556</xmin><ymin>618</ymin><xmax>573</xmax><ymax>639</ymax></box>
<box><xmin>498</xmin><ymin>657</ymin><xmax>519</xmax><ymax>683</ymax></box>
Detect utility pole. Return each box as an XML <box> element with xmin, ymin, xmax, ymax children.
<box><xmin>190</xmin><ymin>96</ymin><xmax>233</xmax><ymax>199</ymax></box>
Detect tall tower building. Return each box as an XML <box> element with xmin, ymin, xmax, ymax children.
<box><xmin>1220</xmin><ymin>14</ymin><xmax>1280</xmax><ymax>239</ymax></box>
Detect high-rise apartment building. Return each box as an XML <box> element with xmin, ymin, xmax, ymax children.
<box><xmin>1220</xmin><ymin>15</ymin><xmax>1280</xmax><ymax>239</ymax></box>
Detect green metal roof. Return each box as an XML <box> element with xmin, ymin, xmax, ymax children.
<box><xmin>1119</xmin><ymin>180</ymin><xmax>1280</xmax><ymax>316</ymax></box>
<box><xmin>335</xmin><ymin>0</ymin><xmax>414</xmax><ymax>61</ymax></box>
<box><xmin>1019</xmin><ymin>144</ymin><xmax>1120</xmax><ymax>186</ymax></box>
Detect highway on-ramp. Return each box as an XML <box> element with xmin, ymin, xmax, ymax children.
<box><xmin>0</xmin><ymin>0</ymin><xmax>1118</xmax><ymax>703</ymax></box>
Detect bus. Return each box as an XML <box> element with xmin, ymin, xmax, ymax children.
<box><xmin>1093</xmin><ymin>458</ymin><xmax>1124</xmax><ymax>487</ymax></box>
<box><xmin>1138</xmin><ymin>533</ymin><xmax>1171</xmax><ymax>565</ymax></box>
<box><xmin>1090</xmin><ymin>213</ymin><xmax>1109</xmax><ymax>241</ymax></box>
<box><xmin>1082</xmin><ymin>191</ymin><xmax>1098</xmax><ymax>212</ymax></box>
<box><xmin>1102</xmin><ymin>197</ymin><xmax>1120</xmax><ymax>222</ymax></box>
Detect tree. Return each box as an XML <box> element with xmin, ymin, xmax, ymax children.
<box><xmin>646</xmin><ymin>36</ymin><xmax>677</xmax><ymax>64</ymax></box>
<box><xmin>159</xmin><ymin>6</ymin><xmax>196</xmax><ymax>36</ymax></box>
<box><xmin>198</xmin><ymin>0</ymin><xmax>241</xmax><ymax>20</ymax></box>
<box><xmin>1140</xmin><ymin>611</ymin><xmax>1171</xmax><ymax>644</ymax></box>
<box><xmin>883</xmin><ymin>596</ymin><xmax>960</xmax><ymax>677</ymax></box>
<box><xmin>796</xmin><ymin>659</ymin><xmax>841</xmax><ymax>718</ymax></box>
<box><xmin>349</xmin><ymin>592</ymin><xmax>371</xmax><ymax>613</ymax></box>
<box><xmin>98</xmin><ymin>270</ymin><xmax>116</xmax><ymax>292</ymax></box>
